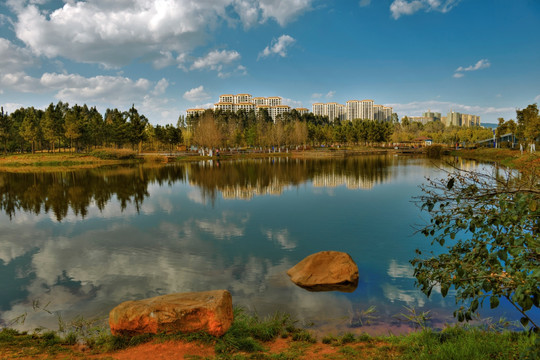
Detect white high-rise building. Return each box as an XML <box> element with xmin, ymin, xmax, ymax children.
<box><xmin>211</xmin><ymin>94</ymin><xmax>290</xmax><ymax>121</ymax></box>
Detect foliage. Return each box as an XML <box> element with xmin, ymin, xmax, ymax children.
<box><xmin>425</xmin><ymin>145</ymin><xmax>444</xmax><ymax>158</ymax></box>
<box><xmin>516</xmin><ymin>104</ymin><xmax>540</xmax><ymax>144</ymax></box>
<box><xmin>89</xmin><ymin>148</ymin><xmax>137</xmax><ymax>160</ymax></box>
<box><xmin>396</xmin><ymin>306</ymin><xmax>432</xmax><ymax>330</ymax></box>
<box><xmin>413</xmin><ymin>165</ymin><xmax>540</xmax><ymax>330</ymax></box>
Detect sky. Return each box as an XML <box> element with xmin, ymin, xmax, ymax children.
<box><xmin>0</xmin><ymin>0</ymin><xmax>539</xmax><ymax>125</ymax></box>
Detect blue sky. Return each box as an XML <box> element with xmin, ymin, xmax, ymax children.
<box><xmin>0</xmin><ymin>0</ymin><xmax>539</xmax><ymax>125</ymax></box>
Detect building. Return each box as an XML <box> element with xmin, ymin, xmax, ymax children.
<box><xmin>295</xmin><ymin>108</ymin><xmax>309</xmax><ymax>115</ymax></box>
<box><xmin>404</xmin><ymin>110</ymin><xmax>480</xmax><ymax>127</ymax></box>
<box><xmin>210</xmin><ymin>93</ymin><xmax>291</xmax><ymax>121</ymax></box>
<box><xmin>316</xmin><ymin>99</ymin><xmax>392</xmax><ymax>122</ymax></box>
<box><xmin>186</xmin><ymin>108</ymin><xmax>207</xmax><ymax>117</ymax></box>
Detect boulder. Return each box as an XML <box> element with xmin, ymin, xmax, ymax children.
<box><xmin>109</xmin><ymin>290</ymin><xmax>233</xmax><ymax>337</ymax></box>
<box><xmin>287</xmin><ymin>251</ymin><xmax>359</xmax><ymax>292</ymax></box>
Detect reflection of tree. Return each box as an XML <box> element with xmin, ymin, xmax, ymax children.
<box><xmin>0</xmin><ymin>156</ymin><xmax>403</xmax><ymax>220</ymax></box>
<box><xmin>187</xmin><ymin>156</ymin><xmax>395</xmax><ymax>202</ymax></box>
<box><xmin>0</xmin><ymin>165</ymin><xmax>188</xmax><ymax>221</ymax></box>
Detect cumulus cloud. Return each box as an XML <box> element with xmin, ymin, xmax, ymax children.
<box><xmin>7</xmin><ymin>0</ymin><xmax>313</xmax><ymax>68</ymax></box>
<box><xmin>454</xmin><ymin>59</ymin><xmax>490</xmax><ymax>78</ymax></box>
<box><xmin>191</xmin><ymin>49</ymin><xmax>243</xmax><ymax>77</ymax></box>
<box><xmin>390</xmin><ymin>0</ymin><xmax>460</xmax><ymax>19</ymax></box>
<box><xmin>258</xmin><ymin>34</ymin><xmax>295</xmax><ymax>59</ymax></box>
<box><xmin>0</xmin><ymin>38</ymin><xmax>37</xmax><ymax>73</ymax></box>
<box><xmin>183</xmin><ymin>86</ymin><xmax>211</xmax><ymax>102</ymax></box>
<box><xmin>455</xmin><ymin>59</ymin><xmax>490</xmax><ymax>72</ymax></box>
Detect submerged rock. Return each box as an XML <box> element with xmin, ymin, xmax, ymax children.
<box><xmin>287</xmin><ymin>251</ymin><xmax>359</xmax><ymax>292</ymax></box>
<box><xmin>109</xmin><ymin>290</ymin><xmax>233</xmax><ymax>337</ymax></box>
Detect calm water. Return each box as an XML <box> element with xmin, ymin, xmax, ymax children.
<box><xmin>0</xmin><ymin>156</ymin><xmax>531</xmax><ymax>334</ymax></box>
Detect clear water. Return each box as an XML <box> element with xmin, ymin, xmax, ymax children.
<box><xmin>0</xmin><ymin>155</ymin><xmax>534</xmax><ymax>335</ymax></box>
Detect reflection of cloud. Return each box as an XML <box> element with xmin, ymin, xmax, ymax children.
<box><xmin>0</xmin><ymin>215</ymin><xmax>354</xmax><ymax>332</ymax></box>
<box><xmin>387</xmin><ymin>259</ymin><xmax>413</xmax><ymax>279</ymax></box>
<box><xmin>187</xmin><ymin>190</ymin><xmax>206</xmax><ymax>205</ymax></box>
<box><xmin>264</xmin><ymin>228</ymin><xmax>296</xmax><ymax>250</ymax></box>
<box><xmin>381</xmin><ymin>283</ymin><xmax>425</xmax><ymax>307</ymax></box>
<box><xmin>0</xmin><ymin>221</ymin><xmax>48</xmax><ymax>264</ymax></box>
<box><xmin>196</xmin><ymin>212</ymin><xmax>249</xmax><ymax>239</ymax></box>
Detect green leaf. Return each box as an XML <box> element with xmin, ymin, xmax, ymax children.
<box><xmin>490</xmin><ymin>296</ymin><xmax>499</xmax><ymax>309</ymax></box>
<box><xmin>520</xmin><ymin>317</ymin><xmax>529</xmax><ymax>327</ymax></box>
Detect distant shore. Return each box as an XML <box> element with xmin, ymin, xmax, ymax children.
<box><xmin>0</xmin><ymin>147</ymin><xmax>537</xmax><ymax>172</ymax></box>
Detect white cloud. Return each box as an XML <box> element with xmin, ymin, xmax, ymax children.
<box><xmin>359</xmin><ymin>0</ymin><xmax>371</xmax><ymax>7</ymax></box>
<box><xmin>152</xmin><ymin>78</ymin><xmax>169</xmax><ymax>96</ymax></box>
<box><xmin>191</xmin><ymin>50</ymin><xmax>242</xmax><ymax>78</ymax></box>
<box><xmin>326</xmin><ymin>90</ymin><xmax>335</xmax><ymax>99</ymax></box>
<box><xmin>282</xmin><ymin>97</ymin><xmax>303</xmax><ymax>108</ymax></box>
<box><xmin>390</xmin><ymin>0</ymin><xmax>460</xmax><ymax>19</ymax></box>
<box><xmin>40</xmin><ymin>73</ymin><xmax>152</xmax><ymax>103</ymax></box>
<box><xmin>258</xmin><ymin>34</ymin><xmax>295</xmax><ymax>58</ymax></box>
<box><xmin>183</xmin><ymin>86</ymin><xmax>211</xmax><ymax>102</ymax></box>
<box><xmin>257</xmin><ymin>0</ymin><xmax>313</xmax><ymax>26</ymax></box>
<box><xmin>454</xmin><ymin>59</ymin><xmax>490</xmax><ymax>78</ymax></box>
<box><xmin>534</xmin><ymin>95</ymin><xmax>540</xmax><ymax>102</ymax></box>
<box><xmin>7</xmin><ymin>0</ymin><xmax>313</xmax><ymax>68</ymax></box>
<box><xmin>0</xmin><ymin>38</ymin><xmax>37</xmax><ymax>73</ymax></box>
<box><xmin>311</xmin><ymin>93</ymin><xmax>323</xmax><ymax>99</ymax></box>
<box><xmin>455</xmin><ymin>59</ymin><xmax>491</xmax><ymax>72</ymax></box>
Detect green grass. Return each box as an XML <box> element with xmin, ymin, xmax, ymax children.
<box><xmin>1</xmin><ymin>310</ymin><xmax>539</xmax><ymax>359</ymax></box>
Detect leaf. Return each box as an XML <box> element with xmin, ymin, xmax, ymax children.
<box><xmin>446</xmin><ymin>178</ymin><xmax>455</xmax><ymax>190</ymax></box>
<box><xmin>490</xmin><ymin>296</ymin><xmax>499</xmax><ymax>309</ymax></box>
<box><xmin>520</xmin><ymin>317</ymin><xmax>529</xmax><ymax>327</ymax></box>
<box><xmin>530</xmin><ymin>200</ymin><xmax>538</xmax><ymax>212</ymax></box>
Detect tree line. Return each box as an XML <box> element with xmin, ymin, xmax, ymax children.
<box><xmin>0</xmin><ymin>102</ymin><xmax>182</xmax><ymax>154</ymax></box>
<box><xmin>184</xmin><ymin>109</ymin><xmax>394</xmax><ymax>150</ymax></box>
<box><xmin>5</xmin><ymin>102</ymin><xmax>533</xmax><ymax>154</ymax></box>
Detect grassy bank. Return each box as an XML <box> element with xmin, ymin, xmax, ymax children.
<box><xmin>452</xmin><ymin>148</ymin><xmax>540</xmax><ymax>171</ymax></box>
<box><xmin>1</xmin><ymin>309</ymin><xmax>538</xmax><ymax>359</ymax></box>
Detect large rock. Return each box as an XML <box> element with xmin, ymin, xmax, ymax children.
<box><xmin>287</xmin><ymin>251</ymin><xmax>359</xmax><ymax>292</ymax></box>
<box><xmin>109</xmin><ymin>290</ymin><xmax>233</xmax><ymax>337</ymax></box>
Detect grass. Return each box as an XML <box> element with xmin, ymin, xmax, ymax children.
<box><xmin>1</xmin><ymin>312</ymin><xmax>539</xmax><ymax>359</ymax></box>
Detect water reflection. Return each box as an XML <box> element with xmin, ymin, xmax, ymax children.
<box><xmin>1</xmin><ymin>156</ymin><xmax>513</xmax><ymax>335</ymax></box>
<box><xmin>0</xmin><ymin>156</ymin><xmax>400</xmax><ymax>221</ymax></box>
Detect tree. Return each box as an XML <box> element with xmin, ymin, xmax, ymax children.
<box><xmin>516</xmin><ymin>104</ymin><xmax>540</xmax><ymax>145</ymax></box>
<box><xmin>127</xmin><ymin>105</ymin><xmax>148</xmax><ymax>153</ymax></box>
<box><xmin>20</xmin><ymin>108</ymin><xmax>39</xmax><ymax>153</ymax></box>
<box><xmin>0</xmin><ymin>107</ymin><xmax>12</xmax><ymax>154</ymax></box>
<box><xmin>192</xmin><ymin>111</ymin><xmax>222</xmax><ymax>150</ymax></box>
<box><xmin>412</xmin><ymin>166</ymin><xmax>539</xmax><ymax>330</ymax></box>
<box><xmin>64</xmin><ymin>109</ymin><xmax>81</xmax><ymax>152</ymax></box>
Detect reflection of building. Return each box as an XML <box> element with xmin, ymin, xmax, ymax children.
<box><xmin>312</xmin><ymin>173</ymin><xmax>375</xmax><ymax>190</ymax></box>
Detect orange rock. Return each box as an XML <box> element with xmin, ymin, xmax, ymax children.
<box><xmin>109</xmin><ymin>290</ymin><xmax>233</xmax><ymax>337</ymax></box>
<box><xmin>287</xmin><ymin>251</ymin><xmax>359</xmax><ymax>292</ymax></box>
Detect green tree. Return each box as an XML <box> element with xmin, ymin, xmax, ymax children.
<box><xmin>412</xmin><ymin>167</ymin><xmax>539</xmax><ymax>330</ymax></box>
<box><xmin>19</xmin><ymin>107</ymin><xmax>39</xmax><ymax>153</ymax></box>
<box><xmin>64</xmin><ymin>109</ymin><xmax>81</xmax><ymax>152</ymax></box>
<box><xmin>517</xmin><ymin>104</ymin><xmax>540</xmax><ymax>145</ymax></box>
<box><xmin>127</xmin><ymin>105</ymin><xmax>148</xmax><ymax>153</ymax></box>
<box><xmin>0</xmin><ymin>107</ymin><xmax>12</xmax><ymax>154</ymax></box>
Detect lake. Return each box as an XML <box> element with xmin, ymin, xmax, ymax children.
<box><xmin>0</xmin><ymin>155</ymin><xmax>529</xmax><ymax>335</ymax></box>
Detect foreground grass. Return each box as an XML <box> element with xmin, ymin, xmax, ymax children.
<box><xmin>1</xmin><ymin>309</ymin><xmax>538</xmax><ymax>359</ymax></box>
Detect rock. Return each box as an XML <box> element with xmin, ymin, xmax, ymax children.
<box><xmin>287</xmin><ymin>251</ymin><xmax>359</xmax><ymax>292</ymax></box>
<box><xmin>109</xmin><ymin>290</ymin><xmax>233</xmax><ymax>337</ymax></box>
